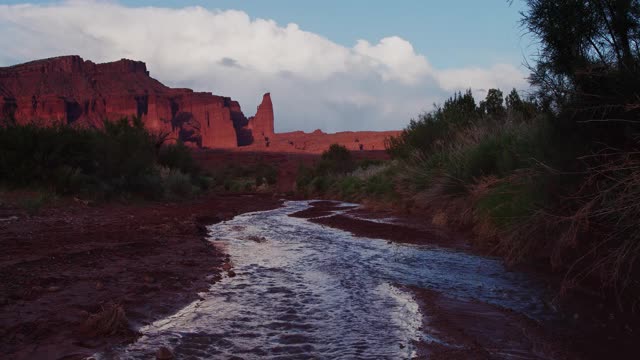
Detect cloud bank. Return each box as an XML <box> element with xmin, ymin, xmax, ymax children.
<box><xmin>0</xmin><ymin>1</ymin><xmax>528</xmax><ymax>132</ymax></box>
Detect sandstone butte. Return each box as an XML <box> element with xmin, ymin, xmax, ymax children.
<box><xmin>0</xmin><ymin>56</ymin><xmax>399</xmax><ymax>153</ymax></box>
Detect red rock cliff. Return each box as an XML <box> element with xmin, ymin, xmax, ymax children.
<box><xmin>0</xmin><ymin>55</ymin><xmax>272</xmax><ymax>149</ymax></box>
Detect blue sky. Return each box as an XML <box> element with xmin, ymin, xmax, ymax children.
<box><xmin>2</xmin><ymin>0</ymin><xmax>533</xmax><ymax>68</ymax></box>
<box><xmin>0</xmin><ymin>1</ymin><xmax>534</xmax><ymax>131</ymax></box>
<box><xmin>133</xmin><ymin>0</ymin><xmax>533</xmax><ymax>67</ymax></box>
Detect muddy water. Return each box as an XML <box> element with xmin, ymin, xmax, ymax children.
<box><xmin>109</xmin><ymin>201</ymin><xmax>551</xmax><ymax>359</ymax></box>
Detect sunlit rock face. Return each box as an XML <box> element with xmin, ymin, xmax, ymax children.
<box><xmin>0</xmin><ymin>55</ymin><xmax>400</xmax><ymax>152</ymax></box>
<box><xmin>0</xmin><ymin>55</ymin><xmax>270</xmax><ymax>148</ymax></box>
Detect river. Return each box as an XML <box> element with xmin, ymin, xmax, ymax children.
<box><xmin>104</xmin><ymin>200</ymin><xmax>553</xmax><ymax>359</ymax></box>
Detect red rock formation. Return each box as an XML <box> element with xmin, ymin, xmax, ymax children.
<box><xmin>0</xmin><ymin>55</ymin><xmax>268</xmax><ymax>149</ymax></box>
<box><xmin>247</xmin><ymin>93</ymin><xmax>275</xmax><ymax>147</ymax></box>
<box><xmin>1</xmin><ymin>56</ymin><xmax>400</xmax><ymax>153</ymax></box>
<box><xmin>238</xmin><ymin>129</ymin><xmax>401</xmax><ymax>153</ymax></box>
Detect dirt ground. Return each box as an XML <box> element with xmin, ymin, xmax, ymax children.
<box><xmin>0</xmin><ymin>193</ymin><xmax>282</xmax><ymax>360</ymax></box>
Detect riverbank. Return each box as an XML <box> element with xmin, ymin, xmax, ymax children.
<box><xmin>0</xmin><ymin>193</ymin><xmax>282</xmax><ymax>359</ymax></box>
<box><xmin>292</xmin><ymin>200</ymin><xmax>635</xmax><ymax>360</ymax></box>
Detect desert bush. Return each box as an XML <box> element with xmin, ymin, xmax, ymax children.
<box><xmin>296</xmin><ymin>153</ymin><xmax>398</xmax><ymax>201</ymax></box>
<box><xmin>0</xmin><ymin>117</ymin><xmax>204</xmax><ymax>200</ymax></box>
<box><xmin>162</xmin><ymin>169</ymin><xmax>195</xmax><ymax>199</ymax></box>
<box><xmin>316</xmin><ymin>144</ymin><xmax>356</xmax><ymax>175</ymax></box>
<box><xmin>83</xmin><ymin>302</ymin><xmax>133</xmax><ymax>337</ymax></box>
<box><xmin>158</xmin><ymin>141</ymin><xmax>200</xmax><ymax>175</ymax></box>
<box><xmin>207</xmin><ymin>162</ymin><xmax>278</xmax><ymax>192</ymax></box>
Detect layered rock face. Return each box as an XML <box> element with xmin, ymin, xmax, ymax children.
<box><xmin>1</xmin><ymin>55</ymin><xmax>400</xmax><ymax>153</ymax></box>
<box><xmin>0</xmin><ymin>55</ymin><xmax>269</xmax><ymax>148</ymax></box>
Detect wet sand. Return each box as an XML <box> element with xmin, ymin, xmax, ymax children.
<box><xmin>0</xmin><ymin>194</ymin><xmax>282</xmax><ymax>359</ymax></box>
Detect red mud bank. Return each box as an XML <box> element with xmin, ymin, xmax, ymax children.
<box><xmin>290</xmin><ymin>200</ymin><xmax>469</xmax><ymax>250</ymax></box>
<box><xmin>0</xmin><ymin>194</ymin><xmax>282</xmax><ymax>360</ymax></box>
<box><xmin>409</xmin><ymin>287</ymin><xmax>574</xmax><ymax>360</ymax></box>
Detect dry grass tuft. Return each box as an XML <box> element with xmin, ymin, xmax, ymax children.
<box><xmin>82</xmin><ymin>302</ymin><xmax>133</xmax><ymax>337</ymax></box>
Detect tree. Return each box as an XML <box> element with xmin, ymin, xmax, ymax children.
<box><xmin>479</xmin><ymin>88</ymin><xmax>505</xmax><ymax>116</ymax></box>
<box><xmin>521</xmin><ymin>0</ymin><xmax>640</xmax><ymax>145</ymax></box>
<box><xmin>505</xmin><ymin>88</ymin><xmax>523</xmax><ymax>111</ymax></box>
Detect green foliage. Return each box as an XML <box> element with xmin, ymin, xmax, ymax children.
<box><xmin>295</xmin><ymin>164</ymin><xmax>316</xmax><ymax>192</ymax></box>
<box><xmin>475</xmin><ymin>178</ymin><xmax>544</xmax><ymax>229</ymax></box>
<box><xmin>386</xmin><ymin>90</ymin><xmax>480</xmax><ymax>159</ymax></box>
<box><xmin>255</xmin><ymin>162</ymin><xmax>278</xmax><ymax>187</ymax></box>
<box><xmin>163</xmin><ymin>169</ymin><xmax>195</xmax><ymax>199</ymax></box>
<box><xmin>207</xmin><ymin>162</ymin><xmax>279</xmax><ymax>192</ymax></box>
<box><xmin>479</xmin><ymin>89</ymin><xmax>505</xmax><ymax>117</ymax></box>
<box><xmin>158</xmin><ymin>141</ymin><xmax>200</xmax><ymax>175</ymax></box>
<box><xmin>296</xmin><ymin>154</ymin><xmax>398</xmax><ymax>201</ymax></box>
<box><xmin>522</xmin><ymin>0</ymin><xmax>640</xmax><ymax>146</ymax></box>
<box><xmin>316</xmin><ymin>144</ymin><xmax>356</xmax><ymax>175</ymax></box>
<box><xmin>0</xmin><ymin>118</ymin><xmax>203</xmax><ymax>200</ymax></box>
<box><xmin>505</xmin><ymin>88</ymin><xmax>523</xmax><ymax>112</ymax></box>
<box><xmin>358</xmin><ymin>159</ymin><xmax>383</xmax><ymax>169</ymax></box>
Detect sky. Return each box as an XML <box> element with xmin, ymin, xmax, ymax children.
<box><xmin>0</xmin><ymin>0</ymin><xmax>536</xmax><ymax>132</ymax></box>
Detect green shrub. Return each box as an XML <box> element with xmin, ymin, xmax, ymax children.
<box><xmin>158</xmin><ymin>141</ymin><xmax>199</xmax><ymax>174</ymax></box>
<box><xmin>296</xmin><ymin>164</ymin><xmax>316</xmax><ymax>191</ymax></box>
<box><xmin>475</xmin><ymin>179</ymin><xmax>540</xmax><ymax>229</ymax></box>
<box><xmin>317</xmin><ymin>144</ymin><xmax>356</xmax><ymax>175</ymax></box>
<box><xmin>163</xmin><ymin>169</ymin><xmax>194</xmax><ymax>199</ymax></box>
<box><xmin>337</xmin><ymin>176</ymin><xmax>363</xmax><ymax>199</ymax></box>
<box><xmin>0</xmin><ymin>117</ymin><xmax>203</xmax><ymax>200</ymax></box>
<box><xmin>310</xmin><ymin>175</ymin><xmax>333</xmax><ymax>194</ymax></box>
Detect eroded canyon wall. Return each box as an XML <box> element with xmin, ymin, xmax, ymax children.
<box><xmin>0</xmin><ymin>55</ymin><xmax>268</xmax><ymax>148</ymax></box>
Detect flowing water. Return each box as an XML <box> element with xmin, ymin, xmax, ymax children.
<box><xmin>106</xmin><ymin>200</ymin><xmax>551</xmax><ymax>359</ymax></box>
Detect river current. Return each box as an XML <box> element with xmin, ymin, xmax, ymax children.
<box><xmin>106</xmin><ymin>200</ymin><xmax>551</xmax><ymax>359</ymax></box>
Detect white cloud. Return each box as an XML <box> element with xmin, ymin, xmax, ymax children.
<box><xmin>0</xmin><ymin>1</ymin><xmax>528</xmax><ymax>132</ymax></box>
<box><xmin>436</xmin><ymin>64</ymin><xmax>528</xmax><ymax>93</ymax></box>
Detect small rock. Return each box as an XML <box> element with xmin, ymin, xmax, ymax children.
<box><xmin>156</xmin><ymin>346</ymin><xmax>174</xmax><ymax>360</ymax></box>
<box><xmin>227</xmin><ymin>270</ymin><xmax>236</xmax><ymax>278</ymax></box>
